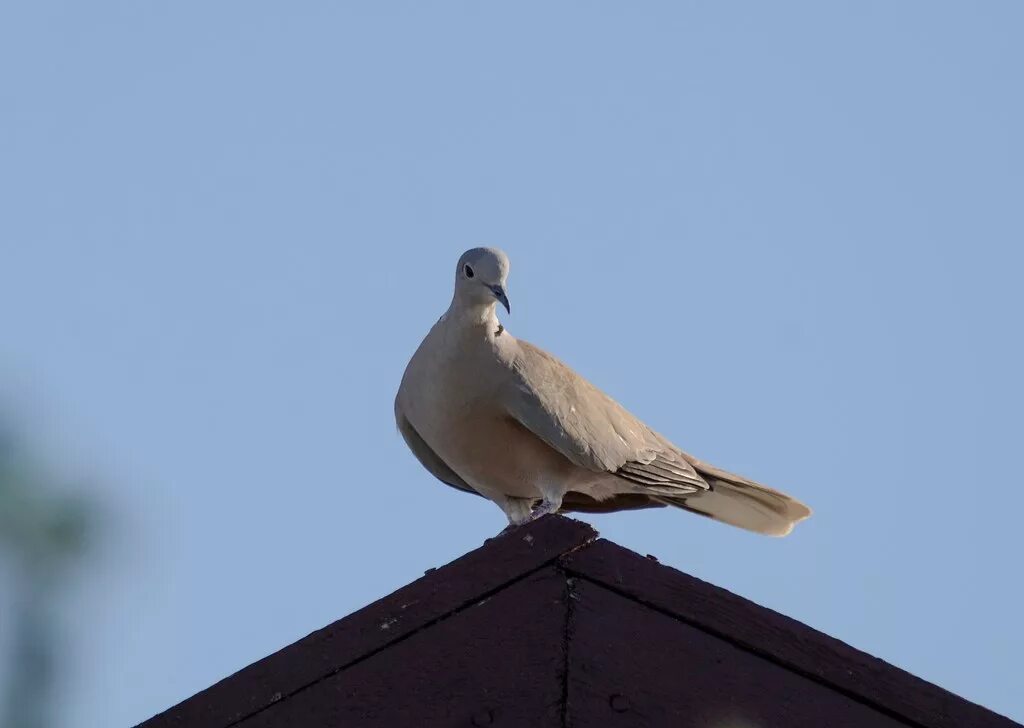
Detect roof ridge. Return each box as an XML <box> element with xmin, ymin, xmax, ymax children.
<box><xmin>561</xmin><ymin>538</ymin><xmax>1020</xmax><ymax>728</ymax></box>
<box><xmin>138</xmin><ymin>516</ymin><xmax>596</xmax><ymax>728</ymax></box>
<box><xmin>137</xmin><ymin>516</ymin><xmax>1020</xmax><ymax>728</ymax></box>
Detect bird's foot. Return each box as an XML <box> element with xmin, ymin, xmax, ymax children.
<box><xmin>496</xmin><ymin>496</ymin><xmax>561</xmax><ymax>535</ymax></box>
<box><xmin>527</xmin><ymin>498</ymin><xmax>561</xmax><ymax>522</ymax></box>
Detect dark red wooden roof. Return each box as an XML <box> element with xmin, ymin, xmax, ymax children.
<box><xmin>138</xmin><ymin>516</ymin><xmax>1020</xmax><ymax>728</ymax></box>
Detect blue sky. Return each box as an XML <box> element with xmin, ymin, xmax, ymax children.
<box><xmin>1</xmin><ymin>2</ymin><xmax>1022</xmax><ymax>726</ymax></box>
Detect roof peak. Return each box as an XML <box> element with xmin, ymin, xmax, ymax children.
<box><xmin>138</xmin><ymin>516</ymin><xmax>1020</xmax><ymax>728</ymax></box>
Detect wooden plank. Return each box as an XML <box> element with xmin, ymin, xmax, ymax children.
<box><xmin>562</xmin><ymin>539</ymin><xmax>1021</xmax><ymax>728</ymax></box>
<box><xmin>138</xmin><ymin>516</ymin><xmax>595</xmax><ymax>728</ymax></box>
<box><xmin>238</xmin><ymin>569</ymin><xmax>568</xmax><ymax>728</ymax></box>
<box><xmin>567</xmin><ymin>578</ymin><xmax>910</xmax><ymax>727</ymax></box>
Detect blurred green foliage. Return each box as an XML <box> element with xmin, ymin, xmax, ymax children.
<box><xmin>0</xmin><ymin>422</ymin><xmax>94</xmax><ymax>728</ymax></box>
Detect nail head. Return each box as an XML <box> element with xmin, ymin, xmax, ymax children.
<box><xmin>471</xmin><ymin>708</ymin><xmax>494</xmax><ymax>725</ymax></box>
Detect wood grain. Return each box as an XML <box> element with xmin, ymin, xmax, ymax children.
<box><xmin>239</xmin><ymin>569</ymin><xmax>568</xmax><ymax>728</ymax></box>
<box><xmin>137</xmin><ymin>516</ymin><xmax>594</xmax><ymax>728</ymax></box>
<box><xmin>562</xmin><ymin>538</ymin><xmax>1020</xmax><ymax>728</ymax></box>
<box><xmin>568</xmin><ymin>578</ymin><xmax>910</xmax><ymax>727</ymax></box>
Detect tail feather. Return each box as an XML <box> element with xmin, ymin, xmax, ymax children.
<box><xmin>660</xmin><ymin>457</ymin><xmax>812</xmax><ymax>536</ymax></box>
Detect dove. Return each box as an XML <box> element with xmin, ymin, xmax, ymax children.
<box><xmin>395</xmin><ymin>247</ymin><xmax>811</xmax><ymax>535</ymax></box>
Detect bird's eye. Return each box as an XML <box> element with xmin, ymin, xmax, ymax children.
<box><xmin>464</xmin><ymin>264</ymin><xmax>475</xmax><ymax>278</ymax></box>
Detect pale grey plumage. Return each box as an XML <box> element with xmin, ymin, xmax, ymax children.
<box><xmin>395</xmin><ymin>247</ymin><xmax>811</xmax><ymax>535</ymax></box>
<box><xmin>505</xmin><ymin>339</ymin><xmax>706</xmax><ymax>495</ymax></box>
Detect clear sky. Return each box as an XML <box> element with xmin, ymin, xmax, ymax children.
<box><xmin>2</xmin><ymin>2</ymin><xmax>1022</xmax><ymax>726</ymax></box>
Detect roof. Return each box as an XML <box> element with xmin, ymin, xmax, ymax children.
<box><xmin>138</xmin><ymin>515</ymin><xmax>1020</xmax><ymax>728</ymax></box>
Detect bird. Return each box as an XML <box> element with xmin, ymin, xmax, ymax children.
<box><xmin>395</xmin><ymin>247</ymin><xmax>811</xmax><ymax>536</ymax></box>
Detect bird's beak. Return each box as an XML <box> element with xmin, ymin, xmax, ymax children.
<box><xmin>488</xmin><ymin>284</ymin><xmax>511</xmax><ymax>314</ymax></box>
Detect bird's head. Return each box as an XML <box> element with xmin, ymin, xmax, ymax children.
<box><xmin>453</xmin><ymin>247</ymin><xmax>511</xmax><ymax>314</ymax></box>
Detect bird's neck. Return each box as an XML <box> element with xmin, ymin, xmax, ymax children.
<box><xmin>445</xmin><ymin>299</ymin><xmax>500</xmax><ymax>332</ymax></box>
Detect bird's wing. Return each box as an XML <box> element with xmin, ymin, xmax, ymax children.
<box><xmin>395</xmin><ymin>400</ymin><xmax>482</xmax><ymax>499</ymax></box>
<box><xmin>501</xmin><ymin>339</ymin><xmax>707</xmax><ymax>496</ymax></box>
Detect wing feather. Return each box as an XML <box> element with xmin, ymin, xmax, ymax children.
<box><xmin>503</xmin><ymin>340</ymin><xmax>707</xmax><ymax>496</ymax></box>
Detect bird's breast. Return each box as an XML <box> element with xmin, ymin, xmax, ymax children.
<box><xmin>429</xmin><ymin>411</ymin><xmax>568</xmax><ymax>500</ymax></box>
<box><xmin>399</xmin><ymin>326</ymin><xmax>568</xmax><ymax>499</ymax></box>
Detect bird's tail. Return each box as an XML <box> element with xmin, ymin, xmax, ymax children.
<box><xmin>658</xmin><ymin>456</ymin><xmax>811</xmax><ymax>537</ymax></box>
